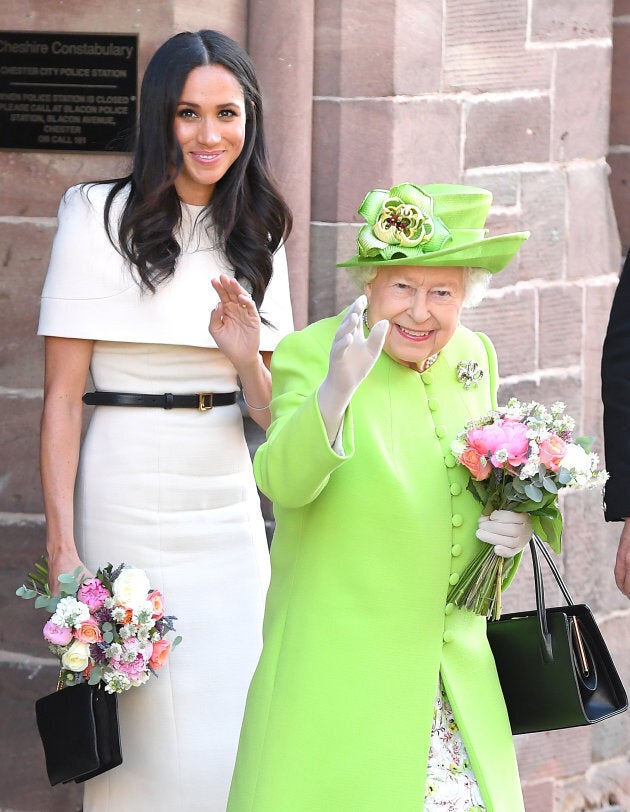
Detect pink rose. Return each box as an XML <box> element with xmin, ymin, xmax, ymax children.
<box><xmin>77</xmin><ymin>578</ymin><xmax>110</xmax><ymax>612</ymax></box>
<box><xmin>74</xmin><ymin>618</ymin><xmax>103</xmax><ymax>644</ymax></box>
<box><xmin>538</xmin><ymin>434</ymin><xmax>567</xmax><ymax>472</ymax></box>
<box><xmin>43</xmin><ymin>619</ymin><xmax>73</xmax><ymax>646</ymax></box>
<box><xmin>149</xmin><ymin>639</ymin><xmax>171</xmax><ymax>671</ymax></box>
<box><xmin>148</xmin><ymin>590</ymin><xmax>165</xmax><ymax>620</ymax></box>
<box><xmin>459</xmin><ymin>448</ymin><xmax>492</xmax><ymax>481</ymax></box>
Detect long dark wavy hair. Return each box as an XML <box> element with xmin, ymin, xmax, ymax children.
<box><xmin>100</xmin><ymin>29</ymin><xmax>292</xmax><ymax>307</ymax></box>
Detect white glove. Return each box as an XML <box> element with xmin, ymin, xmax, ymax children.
<box><xmin>317</xmin><ymin>295</ymin><xmax>388</xmax><ymax>443</ymax></box>
<box><xmin>476</xmin><ymin>510</ymin><xmax>533</xmax><ymax>558</ymax></box>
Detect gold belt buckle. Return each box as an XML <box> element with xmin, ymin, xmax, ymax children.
<box><xmin>198</xmin><ymin>393</ymin><xmax>213</xmax><ymax>411</ymax></box>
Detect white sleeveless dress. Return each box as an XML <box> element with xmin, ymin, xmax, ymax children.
<box><xmin>38</xmin><ymin>183</ymin><xmax>293</xmax><ymax>811</ymax></box>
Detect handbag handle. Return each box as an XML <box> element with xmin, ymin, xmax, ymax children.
<box><xmin>528</xmin><ymin>535</ymin><xmax>590</xmax><ymax>676</ymax></box>
<box><xmin>529</xmin><ymin>537</ymin><xmax>554</xmax><ymax>663</ymax></box>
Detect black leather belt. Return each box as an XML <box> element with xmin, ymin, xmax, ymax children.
<box><xmin>82</xmin><ymin>391</ymin><xmax>239</xmax><ymax>411</ymax></box>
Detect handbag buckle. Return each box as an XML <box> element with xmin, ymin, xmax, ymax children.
<box><xmin>198</xmin><ymin>393</ymin><xmax>213</xmax><ymax>411</ymax></box>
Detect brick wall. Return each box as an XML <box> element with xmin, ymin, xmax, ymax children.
<box><xmin>1</xmin><ymin>0</ymin><xmax>629</xmax><ymax>810</ymax></box>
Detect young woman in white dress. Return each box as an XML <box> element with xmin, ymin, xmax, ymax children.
<box><xmin>38</xmin><ymin>29</ymin><xmax>293</xmax><ymax>812</ymax></box>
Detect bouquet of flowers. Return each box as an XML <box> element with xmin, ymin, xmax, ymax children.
<box><xmin>447</xmin><ymin>398</ymin><xmax>608</xmax><ymax>619</ymax></box>
<box><xmin>17</xmin><ymin>560</ymin><xmax>181</xmax><ymax>693</ymax></box>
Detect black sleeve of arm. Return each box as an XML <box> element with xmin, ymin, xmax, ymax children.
<box><xmin>602</xmin><ymin>250</ymin><xmax>630</xmax><ymax>521</ymax></box>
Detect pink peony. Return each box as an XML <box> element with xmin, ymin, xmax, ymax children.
<box><xmin>111</xmin><ymin>653</ymin><xmax>147</xmax><ymax>682</ymax></box>
<box><xmin>149</xmin><ymin>639</ymin><xmax>171</xmax><ymax>671</ymax></box>
<box><xmin>77</xmin><ymin>578</ymin><xmax>110</xmax><ymax>612</ymax></box>
<box><xmin>538</xmin><ymin>434</ymin><xmax>567</xmax><ymax>472</ymax></box>
<box><xmin>467</xmin><ymin>421</ymin><xmax>529</xmax><ymax>468</ymax></box>
<box><xmin>43</xmin><ymin>619</ymin><xmax>73</xmax><ymax>646</ymax></box>
<box><xmin>74</xmin><ymin>618</ymin><xmax>103</xmax><ymax>644</ymax></box>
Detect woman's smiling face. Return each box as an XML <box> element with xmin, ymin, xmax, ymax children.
<box><xmin>173</xmin><ymin>63</ymin><xmax>246</xmax><ymax>205</ymax></box>
<box><xmin>364</xmin><ymin>265</ymin><xmax>466</xmax><ymax>369</ymax></box>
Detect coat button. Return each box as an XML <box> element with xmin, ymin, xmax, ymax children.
<box><xmin>443</xmin><ymin>630</ymin><xmax>454</xmax><ymax>643</ymax></box>
<box><xmin>428</xmin><ymin>397</ymin><xmax>440</xmax><ymax>411</ymax></box>
<box><xmin>421</xmin><ymin>371</ymin><xmax>434</xmax><ymax>385</ymax></box>
<box><xmin>450</xmin><ymin>483</ymin><xmax>462</xmax><ymax>496</ymax></box>
<box><xmin>451</xmin><ymin>514</ymin><xmax>463</xmax><ymax>527</ymax></box>
<box><xmin>451</xmin><ymin>544</ymin><xmax>462</xmax><ymax>557</ymax></box>
<box><xmin>444</xmin><ymin>454</ymin><xmax>456</xmax><ymax>468</ymax></box>
<box><xmin>449</xmin><ymin>572</ymin><xmax>460</xmax><ymax>585</ymax></box>
<box><xmin>435</xmin><ymin>425</ymin><xmax>448</xmax><ymax>439</ymax></box>
<box><xmin>444</xmin><ymin>602</ymin><xmax>455</xmax><ymax>615</ymax></box>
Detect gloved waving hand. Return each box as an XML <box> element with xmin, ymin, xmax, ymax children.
<box><xmin>476</xmin><ymin>510</ymin><xmax>533</xmax><ymax>558</ymax></box>
<box><xmin>318</xmin><ymin>295</ymin><xmax>388</xmax><ymax>444</ymax></box>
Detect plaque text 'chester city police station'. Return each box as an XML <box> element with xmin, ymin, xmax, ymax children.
<box><xmin>0</xmin><ymin>32</ymin><xmax>138</xmax><ymax>152</ymax></box>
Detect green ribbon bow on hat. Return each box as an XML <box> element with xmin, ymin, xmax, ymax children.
<box><xmin>356</xmin><ymin>183</ymin><xmax>452</xmax><ymax>262</ymax></box>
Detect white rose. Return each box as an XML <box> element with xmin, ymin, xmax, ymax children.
<box><xmin>112</xmin><ymin>567</ymin><xmax>151</xmax><ymax>611</ymax></box>
<box><xmin>61</xmin><ymin>639</ymin><xmax>91</xmax><ymax>672</ymax></box>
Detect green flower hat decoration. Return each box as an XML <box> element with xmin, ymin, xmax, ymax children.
<box><xmin>337</xmin><ymin>182</ymin><xmax>530</xmax><ymax>273</ymax></box>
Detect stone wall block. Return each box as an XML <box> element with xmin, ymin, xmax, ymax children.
<box><xmin>313</xmin><ymin>0</ymin><xmax>343</xmax><ymax>96</ymax></box>
<box><xmin>393</xmin><ymin>0</ymin><xmax>443</xmax><ymax>95</ymax></box>
<box><xmin>521</xmin><ymin>779</ymin><xmax>555</xmax><ymax>812</ymax></box>
<box><xmin>392</xmin><ymin>99</ymin><xmax>462</xmax><ymax>189</ymax></box>
<box><xmin>538</xmin><ymin>284</ymin><xmax>583</xmax><ymax>367</ymax></box>
<box><xmin>553</xmin><ymin>46</ymin><xmax>612</xmax><ymax>163</ymax></box>
<box><xmin>0</xmin><ymin>396</ymin><xmax>43</xmax><ymax>514</ymax></box>
<box><xmin>0</xmin><ymin>522</ymin><xmax>49</xmax><ymax>656</ymax></box>
<box><xmin>560</xmin><ymin>488</ymin><xmax>620</xmax><ymax>612</ymax></box>
<box><xmin>443</xmin><ymin>0</ymin><xmax>550</xmax><ymax>92</ymax></box>
<box><xmin>309</xmin><ymin>223</ymin><xmax>341</xmax><ymax>322</ymax></box>
<box><xmin>567</xmin><ymin>162</ymin><xmax>622</xmax><ymax>278</ymax></box>
<box><xmin>459</xmin><ymin>288</ymin><xmax>537</xmax><ymax>377</ymax></box>
<box><xmin>465</xmin><ymin>96</ymin><xmax>551</xmax><ymax>169</ymax></box>
<box><xmin>530</xmin><ymin>0</ymin><xmax>612</xmax><ymax>42</ymax></box>
<box><xmin>311</xmin><ymin>100</ymin><xmax>344</xmax><ymax>222</ymax></box>
<box><xmin>519</xmin><ymin>169</ymin><xmax>566</xmax><ymax>282</ymax></box>
<box><xmin>0</xmin><ymin>222</ymin><xmax>51</xmax><ymax>388</ymax></box>
<box><xmin>514</xmin><ymin>725</ymin><xmax>592</xmax><ymax>780</ymax></box>
<box><xmin>0</xmin><ymin>154</ymin><xmax>129</xmax><ymax>216</ymax></box>
<box><xmin>609</xmin><ymin>19</ymin><xmax>630</xmax><ymax>145</ymax></box>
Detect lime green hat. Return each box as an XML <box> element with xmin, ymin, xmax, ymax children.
<box><xmin>336</xmin><ymin>182</ymin><xmax>529</xmax><ymax>273</ymax></box>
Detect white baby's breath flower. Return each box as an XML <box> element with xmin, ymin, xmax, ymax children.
<box><xmin>103</xmin><ymin>671</ymin><xmax>132</xmax><ymax>694</ymax></box>
<box><xmin>108</xmin><ymin>642</ymin><xmax>123</xmax><ymax>659</ymax></box>
<box><xmin>493</xmin><ymin>449</ymin><xmax>509</xmax><ymax>464</ymax></box>
<box><xmin>51</xmin><ymin>596</ymin><xmax>90</xmax><ymax>628</ymax></box>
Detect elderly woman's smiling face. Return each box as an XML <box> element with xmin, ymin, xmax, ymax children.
<box><xmin>364</xmin><ymin>265</ymin><xmax>466</xmax><ymax>369</ymax></box>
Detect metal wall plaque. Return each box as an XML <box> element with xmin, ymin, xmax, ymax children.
<box><xmin>0</xmin><ymin>31</ymin><xmax>137</xmax><ymax>152</ymax></box>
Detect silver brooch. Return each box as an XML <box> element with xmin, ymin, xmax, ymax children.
<box><xmin>456</xmin><ymin>360</ymin><xmax>483</xmax><ymax>390</ymax></box>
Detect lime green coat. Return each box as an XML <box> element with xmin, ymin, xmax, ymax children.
<box><xmin>228</xmin><ymin>316</ymin><xmax>524</xmax><ymax>812</ymax></box>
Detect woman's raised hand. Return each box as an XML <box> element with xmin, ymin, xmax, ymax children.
<box><xmin>209</xmin><ymin>274</ymin><xmax>261</xmax><ymax>370</ymax></box>
<box><xmin>317</xmin><ymin>295</ymin><xmax>388</xmax><ymax>443</ymax></box>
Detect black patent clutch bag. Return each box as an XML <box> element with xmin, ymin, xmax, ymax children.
<box><xmin>487</xmin><ymin>536</ymin><xmax>628</xmax><ymax>734</ymax></box>
<box><xmin>35</xmin><ymin>680</ymin><xmax>122</xmax><ymax>785</ymax></box>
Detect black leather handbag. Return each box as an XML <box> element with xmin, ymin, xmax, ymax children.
<box><xmin>35</xmin><ymin>680</ymin><xmax>123</xmax><ymax>785</ymax></box>
<box><xmin>487</xmin><ymin>536</ymin><xmax>628</xmax><ymax>735</ymax></box>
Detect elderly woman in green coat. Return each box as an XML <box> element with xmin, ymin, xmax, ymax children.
<box><xmin>228</xmin><ymin>183</ymin><xmax>531</xmax><ymax>812</ymax></box>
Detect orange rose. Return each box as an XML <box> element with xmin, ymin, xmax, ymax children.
<box><xmin>460</xmin><ymin>448</ymin><xmax>492</xmax><ymax>481</ymax></box>
<box><xmin>149</xmin><ymin>639</ymin><xmax>171</xmax><ymax>671</ymax></box>
<box><xmin>74</xmin><ymin>618</ymin><xmax>103</xmax><ymax>644</ymax></box>
<box><xmin>148</xmin><ymin>590</ymin><xmax>165</xmax><ymax>620</ymax></box>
